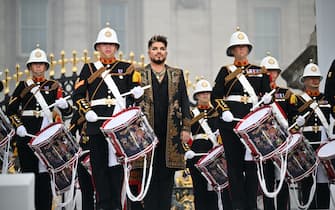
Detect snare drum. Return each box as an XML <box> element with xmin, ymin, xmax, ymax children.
<box><xmin>29</xmin><ymin>123</ymin><xmax>80</xmax><ymax>170</ymax></box>
<box><xmin>101</xmin><ymin>107</ymin><xmax>158</xmax><ymax>163</ymax></box>
<box><xmin>0</xmin><ymin>109</ymin><xmax>14</xmax><ymax>144</ymax></box>
<box><xmin>52</xmin><ymin>159</ymin><xmax>76</xmax><ymax>194</ymax></box>
<box><xmin>0</xmin><ymin>109</ymin><xmax>15</xmax><ymax>172</ymax></box>
<box><xmin>234</xmin><ymin>105</ymin><xmax>288</xmax><ymax>160</ymax></box>
<box><xmin>275</xmin><ymin>133</ymin><xmax>319</xmax><ymax>182</ymax></box>
<box><xmin>195</xmin><ymin>146</ymin><xmax>229</xmax><ymax>191</ymax></box>
<box><xmin>317</xmin><ymin>140</ymin><xmax>335</xmax><ymax>182</ymax></box>
<box><xmin>0</xmin><ymin>138</ymin><xmax>15</xmax><ymax>172</ymax></box>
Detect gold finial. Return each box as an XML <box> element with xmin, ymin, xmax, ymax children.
<box><xmin>119</xmin><ymin>51</ymin><xmax>123</xmax><ymax>61</ymax></box>
<box><xmin>129</xmin><ymin>51</ymin><xmax>135</xmax><ymax>63</ymax></box>
<box><xmin>49</xmin><ymin>53</ymin><xmax>56</xmax><ymax>77</ymax></box>
<box><xmin>15</xmin><ymin>64</ymin><xmax>22</xmax><ymax>84</ymax></box>
<box><xmin>4</xmin><ymin>69</ymin><xmax>11</xmax><ymax>94</ymax></box>
<box><xmin>236</xmin><ymin>26</ymin><xmax>240</xmax><ymax>31</ymax></box>
<box><xmin>59</xmin><ymin>50</ymin><xmax>67</xmax><ymax>75</ymax></box>
<box><xmin>72</xmin><ymin>50</ymin><xmax>78</xmax><ymax>73</ymax></box>
<box><xmin>94</xmin><ymin>51</ymin><xmax>100</xmax><ymax>61</ymax></box>
<box><xmin>82</xmin><ymin>49</ymin><xmax>89</xmax><ymax>63</ymax></box>
<box><xmin>140</xmin><ymin>54</ymin><xmax>145</xmax><ymax>68</ymax></box>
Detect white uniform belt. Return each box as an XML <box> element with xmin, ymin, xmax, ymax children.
<box><xmin>225</xmin><ymin>95</ymin><xmax>253</xmax><ymax>103</ymax></box>
<box><xmin>90</xmin><ymin>98</ymin><xmax>116</xmax><ymax>106</ymax></box>
<box><xmin>303</xmin><ymin>126</ymin><xmax>322</xmax><ymax>132</ymax></box>
<box><xmin>193</xmin><ymin>134</ymin><xmax>210</xmax><ymax>140</ymax></box>
<box><xmin>21</xmin><ymin>110</ymin><xmax>43</xmax><ymax>118</ymax></box>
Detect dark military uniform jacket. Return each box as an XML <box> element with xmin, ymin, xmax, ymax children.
<box><xmin>190</xmin><ymin>105</ymin><xmax>219</xmax><ymax>153</ymax></box>
<box><xmin>212</xmin><ymin>63</ymin><xmax>271</xmax><ymax>129</ymax></box>
<box><xmin>72</xmin><ymin>60</ymin><xmax>137</xmax><ymax>135</ymax></box>
<box><xmin>7</xmin><ymin>79</ymin><xmax>72</xmax><ymax>139</ymax></box>
<box><xmin>273</xmin><ymin>86</ymin><xmax>299</xmax><ymax>125</ymax></box>
<box><xmin>137</xmin><ymin>64</ymin><xmax>191</xmax><ymax>169</ymax></box>
<box><xmin>325</xmin><ymin>59</ymin><xmax>335</xmax><ymax>118</ymax></box>
<box><xmin>296</xmin><ymin>92</ymin><xmax>331</xmax><ymax>150</ymax></box>
<box><xmin>69</xmin><ymin>110</ymin><xmax>89</xmax><ymax>151</ymax></box>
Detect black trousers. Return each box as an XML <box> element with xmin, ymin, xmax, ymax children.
<box><xmin>78</xmin><ymin>154</ymin><xmax>95</xmax><ymax>210</ymax></box>
<box><xmin>262</xmin><ymin>161</ymin><xmax>290</xmax><ymax>210</ymax></box>
<box><xmin>220</xmin><ymin>129</ymin><xmax>258</xmax><ymax>210</ymax></box>
<box><xmin>143</xmin><ymin>137</ymin><xmax>176</xmax><ymax>210</ymax></box>
<box><xmin>301</xmin><ymin>175</ymin><xmax>330</xmax><ymax>209</ymax></box>
<box><xmin>90</xmin><ymin>133</ymin><xmax>124</xmax><ymax>210</ymax></box>
<box><xmin>17</xmin><ymin>139</ymin><xmax>52</xmax><ymax>210</ymax></box>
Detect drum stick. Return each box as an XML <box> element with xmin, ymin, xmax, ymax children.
<box><xmin>96</xmin><ymin>116</ymin><xmax>115</xmax><ymax>121</ymax></box>
<box><xmin>232</xmin><ymin>117</ymin><xmax>244</xmax><ymax>122</ymax></box>
<box><xmin>26</xmin><ymin>133</ymin><xmax>37</xmax><ymax>138</ymax></box>
<box><xmin>287</xmin><ymin>111</ymin><xmax>310</xmax><ymax>131</ymax></box>
<box><xmin>47</xmin><ymin>95</ymin><xmax>71</xmax><ymax>109</ymax></box>
<box><xmin>250</xmin><ymin>89</ymin><xmax>276</xmax><ymax>111</ymax></box>
<box><xmin>120</xmin><ymin>85</ymin><xmax>151</xmax><ymax>97</ymax></box>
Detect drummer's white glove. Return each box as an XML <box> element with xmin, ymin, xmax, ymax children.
<box><xmin>85</xmin><ymin>110</ymin><xmax>98</xmax><ymax>122</ymax></box>
<box><xmin>262</xmin><ymin>92</ymin><xmax>272</xmax><ymax>105</ymax></box>
<box><xmin>296</xmin><ymin>115</ymin><xmax>306</xmax><ymax>127</ymax></box>
<box><xmin>184</xmin><ymin>150</ymin><xmax>196</xmax><ymax>160</ymax></box>
<box><xmin>55</xmin><ymin>97</ymin><xmax>69</xmax><ymax>109</ymax></box>
<box><xmin>16</xmin><ymin>125</ymin><xmax>27</xmax><ymax>137</ymax></box>
<box><xmin>221</xmin><ymin>111</ymin><xmax>234</xmax><ymax>122</ymax></box>
<box><xmin>130</xmin><ymin>86</ymin><xmax>144</xmax><ymax>99</ymax></box>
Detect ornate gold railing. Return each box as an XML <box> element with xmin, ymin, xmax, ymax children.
<box><xmin>1</xmin><ymin>50</ymin><xmax>197</xmax><ymax>104</ymax></box>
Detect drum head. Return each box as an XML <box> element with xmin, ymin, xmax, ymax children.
<box><xmin>31</xmin><ymin>123</ymin><xmax>62</xmax><ymax>145</ymax></box>
<box><xmin>285</xmin><ymin>133</ymin><xmax>302</xmax><ymax>151</ymax></box>
<box><xmin>318</xmin><ymin>141</ymin><xmax>335</xmax><ymax>159</ymax></box>
<box><xmin>197</xmin><ymin>146</ymin><xmax>224</xmax><ymax>164</ymax></box>
<box><xmin>102</xmin><ymin>107</ymin><xmax>140</xmax><ymax>131</ymax></box>
<box><xmin>235</xmin><ymin>106</ymin><xmax>271</xmax><ymax>131</ymax></box>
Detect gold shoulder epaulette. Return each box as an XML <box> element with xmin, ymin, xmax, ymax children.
<box><xmin>76</xmin><ymin>98</ymin><xmax>91</xmax><ymax>115</ymax></box>
<box><xmin>132</xmin><ymin>70</ymin><xmax>142</xmax><ymax>84</ymax></box>
<box><xmin>214</xmin><ymin>99</ymin><xmax>230</xmax><ymax>112</ymax></box>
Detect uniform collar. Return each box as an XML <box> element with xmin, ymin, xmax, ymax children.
<box><xmin>100</xmin><ymin>57</ymin><xmax>117</xmax><ymax>64</ymax></box>
<box><xmin>234</xmin><ymin>59</ymin><xmax>249</xmax><ymax>67</ymax></box>
<box><xmin>271</xmin><ymin>82</ymin><xmax>277</xmax><ymax>89</ymax></box>
<box><xmin>306</xmin><ymin>90</ymin><xmax>320</xmax><ymax>97</ymax></box>
<box><xmin>197</xmin><ymin>104</ymin><xmax>211</xmax><ymax>110</ymax></box>
<box><xmin>33</xmin><ymin>77</ymin><xmax>46</xmax><ymax>83</ymax></box>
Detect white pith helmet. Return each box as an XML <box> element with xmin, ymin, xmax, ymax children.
<box><xmin>26</xmin><ymin>44</ymin><xmax>50</xmax><ymax>70</ymax></box>
<box><xmin>94</xmin><ymin>22</ymin><xmax>120</xmax><ymax>50</ymax></box>
<box><xmin>193</xmin><ymin>79</ymin><xmax>212</xmax><ymax>100</ymax></box>
<box><xmin>301</xmin><ymin>59</ymin><xmax>323</xmax><ymax>82</ymax></box>
<box><xmin>226</xmin><ymin>27</ymin><xmax>253</xmax><ymax>57</ymax></box>
<box><xmin>260</xmin><ymin>52</ymin><xmax>281</xmax><ymax>72</ymax></box>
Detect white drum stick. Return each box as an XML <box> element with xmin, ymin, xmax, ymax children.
<box><xmin>250</xmin><ymin>89</ymin><xmax>276</xmax><ymax>111</ymax></box>
<box><xmin>26</xmin><ymin>133</ymin><xmax>37</xmax><ymax>138</ymax></box>
<box><xmin>120</xmin><ymin>85</ymin><xmax>151</xmax><ymax>97</ymax></box>
<box><xmin>47</xmin><ymin>95</ymin><xmax>71</xmax><ymax>109</ymax></box>
<box><xmin>288</xmin><ymin>111</ymin><xmax>310</xmax><ymax>131</ymax></box>
<box><xmin>96</xmin><ymin>116</ymin><xmax>115</xmax><ymax>121</ymax></box>
<box><xmin>232</xmin><ymin>118</ymin><xmax>244</xmax><ymax>122</ymax></box>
